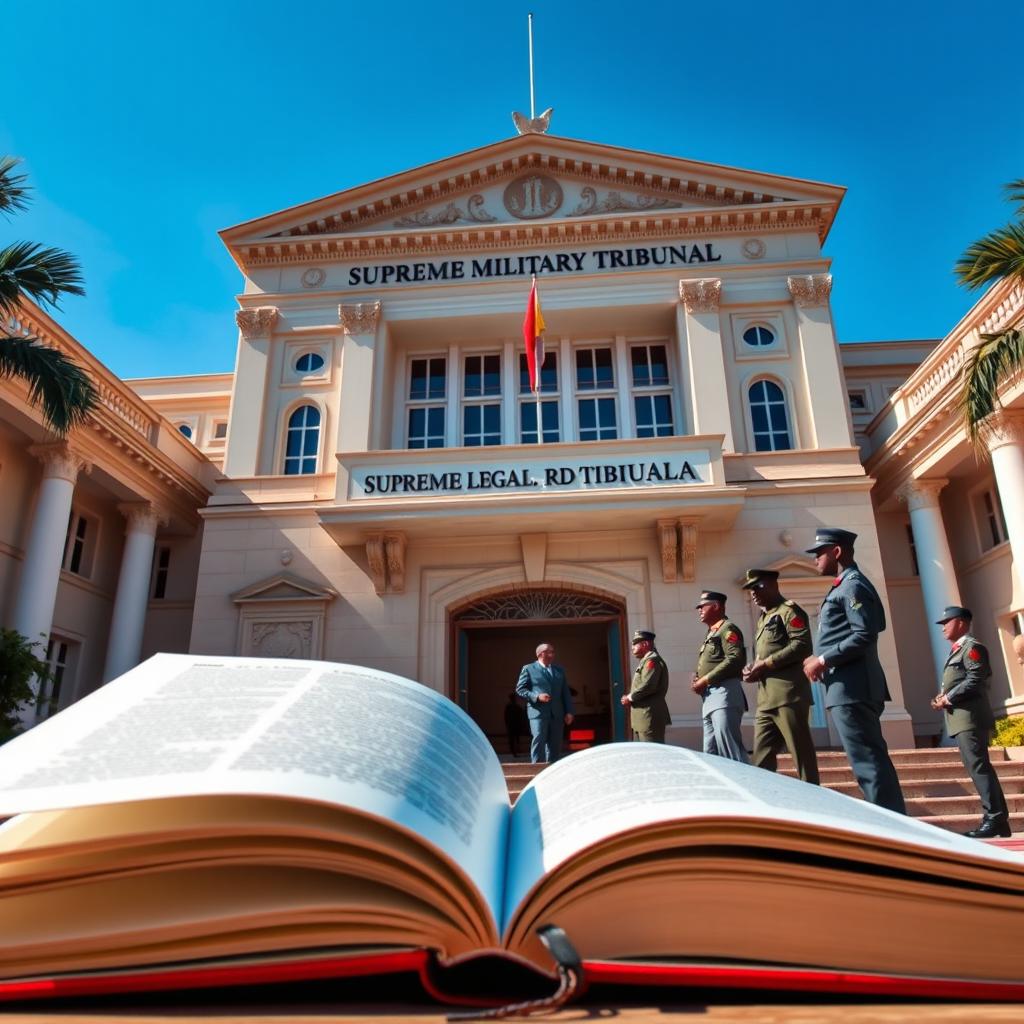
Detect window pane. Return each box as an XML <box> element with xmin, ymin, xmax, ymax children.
<box><xmin>761</xmin><ymin>381</ymin><xmax>784</xmax><ymax>402</ymax></box>
<box><xmin>409</xmin><ymin>407</ymin><xmax>425</xmax><ymax>435</ymax></box>
<box><xmin>410</xmin><ymin>359</ymin><xmax>427</xmax><ymax>400</ymax></box>
<box><xmin>286</xmin><ymin>430</ymin><xmax>303</xmax><ymax>457</ymax></box>
<box><xmin>428</xmin><ymin>358</ymin><xmax>446</xmax><ymax>399</ymax></box>
<box><xmin>595</xmin><ymin>348</ymin><xmax>614</xmax><ymax>388</ymax></box>
<box><xmin>464</xmin><ymin>355</ymin><xmax>481</xmax><ymax>397</ymax></box>
<box><xmin>483</xmin><ymin>354</ymin><xmax>501</xmax><ymax>396</ymax></box>
<box><xmin>576</xmin><ymin>349</ymin><xmax>595</xmax><ymax>390</ymax></box>
<box><xmin>754</xmin><ymin>433</ymin><xmax>772</xmax><ymax>452</ymax></box>
<box><xmin>635</xmin><ymin>395</ymin><xmax>653</xmax><ymax>427</ymax></box>
<box><xmin>769</xmin><ymin>404</ymin><xmax>788</xmax><ymax>431</ymax></box>
<box><xmin>303</xmin><ymin>430</ymin><xmax>319</xmax><ymax>456</ymax></box>
<box><xmin>631</xmin><ymin>347</ymin><xmax>650</xmax><ymax>387</ymax></box>
<box><xmin>427</xmin><ymin>407</ymin><xmax>445</xmax><ymax>435</ymax></box>
<box><xmin>597</xmin><ymin>398</ymin><xmax>617</xmax><ymax>437</ymax></box>
<box><xmin>751</xmin><ymin>404</ymin><xmax>769</xmax><ymax>432</ymax></box>
<box><xmin>464</xmin><ymin>405</ymin><xmax>481</xmax><ymax>433</ymax></box>
<box><xmin>579</xmin><ymin>399</ymin><xmax>596</xmax><ymax>430</ymax></box>
<box><xmin>649</xmin><ymin>345</ymin><xmax>669</xmax><ymax>386</ymax></box>
<box><xmin>541</xmin><ymin>400</ymin><xmax>559</xmax><ymax>441</ymax></box>
<box><xmin>483</xmin><ymin>403</ymin><xmax>501</xmax><ymax>433</ymax></box>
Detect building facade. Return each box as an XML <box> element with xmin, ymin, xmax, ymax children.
<box><xmin>3</xmin><ymin>133</ymin><xmax>1022</xmax><ymax>752</ymax></box>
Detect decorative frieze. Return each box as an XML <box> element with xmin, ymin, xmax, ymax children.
<box><xmin>339</xmin><ymin>301</ymin><xmax>382</xmax><ymax>335</ymax></box>
<box><xmin>896</xmin><ymin>478</ymin><xmax>948</xmax><ymax>512</ymax></box>
<box><xmin>235</xmin><ymin>306</ymin><xmax>278</xmax><ymax>339</ymax></box>
<box><xmin>29</xmin><ymin>443</ymin><xmax>91</xmax><ymax>483</ymax></box>
<box><xmin>679</xmin><ymin>278</ymin><xmax>722</xmax><ymax>314</ymax></box>
<box><xmin>787</xmin><ymin>274</ymin><xmax>833</xmax><ymax>309</ymax></box>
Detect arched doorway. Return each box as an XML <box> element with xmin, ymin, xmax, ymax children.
<box><xmin>450</xmin><ymin>587</ymin><xmax>629</xmax><ymax>755</ymax></box>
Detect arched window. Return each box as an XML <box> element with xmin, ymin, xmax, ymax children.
<box><xmin>177</xmin><ymin>423</ymin><xmax>193</xmax><ymax>440</ymax></box>
<box><xmin>748</xmin><ymin>379</ymin><xmax>793</xmax><ymax>451</ymax></box>
<box><xmin>283</xmin><ymin>405</ymin><xmax>321</xmax><ymax>474</ymax></box>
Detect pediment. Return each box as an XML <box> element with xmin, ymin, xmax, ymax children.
<box><xmin>222</xmin><ymin>135</ymin><xmax>845</xmax><ymax>258</ymax></box>
<box><xmin>232</xmin><ymin>573</ymin><xmax>338</xmax><ymax>605</ymax></box>
<box><xmin>734</xmin><ymin>555</ymin><xmax>821</xmax><ymax>586</ymax></box>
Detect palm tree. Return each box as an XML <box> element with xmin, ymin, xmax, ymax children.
<box><xmin>955</xmin><ymin>179</ymin><xmax>1024</xmax><ymax>446</ymax></box>
<box><xmin>0</xmin><ymin>156</ymin><xmax>97</xmax><ymax>434</ymax></box>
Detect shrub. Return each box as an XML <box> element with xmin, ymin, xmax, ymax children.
<box><xmin>0</xmin><ymin>629</ymin><xmax>48</xmax><ymax>742</ymax></box>
<box><xmin>992</xmin><ymin>714</ymin><xmax>1024</xmax><ymax>748</ymax></box>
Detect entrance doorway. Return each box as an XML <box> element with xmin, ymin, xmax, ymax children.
<box><xmin>450</xmin><ymin>588</ymin><xmax>628</xmax><ymax>755</ymax></box>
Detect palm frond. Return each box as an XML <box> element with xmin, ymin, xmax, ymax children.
<box><xmin>1005</xmin><ymin>178</ymin><xmax>1024</xmax><ymax>217</ymax></box>
<box><xmin>954</xmin><ymin>221</ymin><xmax>1024</xmax><ymax>291</ymax></box>
<box><xmin>0</xmin><ymin>335</ymin><xmax>98</xmax><ymax>434</ymax></box>
<box><xmin>0</xmin><ymin>242</ymin><xmax>85</xmax><ymax>317</ymax></box>
<box><xmin>960</xmin><ymin>329</ymin><xmax>1024</xmax><ymax>447</ymax></box>
<box><xmin>0</xmin><ymin>157</ymin><xmax>29</xmax><ymax>216</ymax></box>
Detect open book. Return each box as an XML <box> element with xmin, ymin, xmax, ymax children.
<box><xmin>0</xmin><ymin>652</ymin><xmax>1023</xmax><ymax>1005</ymax></box>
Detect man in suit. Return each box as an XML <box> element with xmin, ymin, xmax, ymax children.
<box><xmin>802</xmin><ymin>527</ymin><xmax>906</xmax><ymax>814</ymax></box>
<box><xmin>516</xmin><ymin>643</ymin><xmax>575</xmax><ymax>763</ymax></box>
<box><xmin>741</xmin><ymin>568</ymin><xmax>819</xmax><ymax>784</ymax></box>
<box><xmin>693</xmin><ymin>590</ymin><xmax>749</xmax><ymax>763</ymax></box>
<box><xmin>621</xmin><ymin>630</ymin><xmax>670</xmax><ymax>742</ymax></box>
<box><xmin>930</xmin><ymin>606</ymin><xmax>1011</xmax><ymax>839</ymax></box>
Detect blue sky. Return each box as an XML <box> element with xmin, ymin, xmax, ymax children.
<box><xmin>3</xmin><ymin>0</ymin><xmax>1023</xmax><ymax>378</ymax></box>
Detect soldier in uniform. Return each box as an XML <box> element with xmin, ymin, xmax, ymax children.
<box><xmin>931</xmin><ymin>606</ymin><xmax>1011</xmax><ymax>839</ymax></box>
<box><xmin>802</xmin><ymin>527</ymin><xmax>906</xmax><ymax>814</ymax></box>
<box><xmin>693</xmin><ymin>591</ymin><xmax>749</xmax><ymax>763</ymax></box>
<box><xmin>621</xmin><ymin>630</ymin><xmax>670</xmax><ymax>742</ymax></box>
<box><xmin>740</xmin><ymin>568</ymin><xmax>820</xmax><ymax>784</ymax></box>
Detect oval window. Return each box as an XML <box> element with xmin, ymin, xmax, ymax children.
<box><xmin>177</xmin><ymin>423</ymin><xmax>193</xmax><ymax>440</ymax></box>
<box><xmin>742</xmin><ymin>325</ymin><xmax>775</xmax><ymax>347</ymax></box>
<box><xmin>295</xmin><ymin>352</ymin><xmax>325</xmax><ymax>373</ymax></box>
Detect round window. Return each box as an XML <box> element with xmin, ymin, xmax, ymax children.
<box><xmin>177</xmin><ymin>423</ymin><xmax>193</xmax><ymax>440</ymax></box>
<box><xmin>742</xmin><ymin>325</ymin><xmax>775</xmax><ymax>347</ymax></box>
<box><xmin>295</xmin><ymin>352</ymin><xmax>325</xmax><ymax>373</ymax></box>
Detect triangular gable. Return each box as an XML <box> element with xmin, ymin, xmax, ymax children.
<box><xmin>221</xmin><ymin>135</ymin><xmax>845</xmax><ymax>266</ymax></box>
<box><xmin>734</xmin><ymin>555</ymin><xmax>821</xmax><ymax>587</ymax></box>
<box><xmin>232</xmin><ymin>573</ymin><xmax>338</xmax><ymax>604</ymax></box>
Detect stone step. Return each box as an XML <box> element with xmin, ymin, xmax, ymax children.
<box><xmin>780</xmin><ymin>762</ymin><xmax>1024</xmax><ymax>783</ymax></box>
<box><xmin>779</xmin><ymin>747</ymin><xmax>1019</xmax><ymax>766</ymax></box>
<box><xmin>916</xmin><ymin>812</ymin><xmax>1024</xmax><ymax>834</ymax></box>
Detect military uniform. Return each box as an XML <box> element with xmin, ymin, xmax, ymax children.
<box><xmin>695</xmin><ymin>596</ymin><xmax>749</xmax><ymax>763</ymax></box>
<box><xmin>747</xmin><ymin>585</ymin><xmax>819</xmax><ymax>784</ymax></box>
<box><xmin>808</xmin><ymin>528</ymin><xmax>905</xmax><ymax>814</ymax></box>
<box><xmin>936</xmin><ymin>607</ymin><xmax>1009</xmax><ymax>834</ymax></box>
<box><xmin>627</xmin><ymin>643</ymin><xmax>670</xmax><ymax>742</ymax></box>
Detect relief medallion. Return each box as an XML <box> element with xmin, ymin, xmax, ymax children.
<box><xmin>503</xmin><ymin>174</ymin><xmax>563</xmax><ymax>219</ymax></box>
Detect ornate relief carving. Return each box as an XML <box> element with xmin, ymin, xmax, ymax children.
<box><xmin>383</xmin><ymin>532</ymin><xmax>407</xmax><ymax>594</ymax></box>
<box><xmin>503</xmin><ymin>174</ymin><xmax>563</xmax><ymax>219</ymax></box>
<box><xmin>787</xmin><ymin>274</ymin><xmax>833</xmax><ymax>308</ymax></box>
<box><xmin>29</xmin><ymin>443</ymin><xmax>91</xmax><ymax>483</ymax></box>
<box><xmin>394</xmin><ymin>194</ymin><xmax>497</xmax><ymax>227</ymax></box>
<box><xmin>678</xmin><ymin>520</ymin><xmax>698</xmax><ymax>583</ymax></box>
<box><xmin>235</xmin><ymin>306</ymin><xmax>278</xmax><ymax>339</ymax></box>
<box><xmin>454</xmin><ymin>590</ymin><xmax>621</xmax><ymax>622</ymax></box>
<box><xmin>896</xmin><ymin>478</ymin><xmax>948</xmax><ymax>512</ymax></box>
<box><xmin>657</xmin><ymin>520</ymin><xmax>678</xmax><ymax>584</ymax></box>
<box><xmin>339</xmin><ymin>301</ymin><xmax>382</xmax><ymax>335</ymax></box>
<box><xmin>301</xmin><ymin>267</ymin><xmax>326</xmax><ymax>288</ymax></box>
<box><xmin>679</xmin><ymin>278</ymin><xmax>722</xmax><ymax>314</ymax></box>
<box><xmin>250</xmin><ymin>620</ymin><xmax>313</xmax><ymax>659</ymax></box>
<box><xmin>366</xmin><ymin>534</ymin><xmax>387</xmax><ymax>595</ymax></box>
<box><xmin>511</xmin><ymin>108</ymin><xmax>552</xmax><ymax>135</ymax></box>
<box><xmin>117</xmin><ymin>502</ymin><xmax>168</xmax><ymax>534</ymax></box>
<box><xmin>984</xmin><ymin>412</ymin><xmax>1024</xmax><ymax>454</ymax></box>
<box><xmin>742</xmin><ymin>238</ymin><xmax>766</xmax><ymax>260</ymax></box>
<box><xmin>568</xmin><ymin>186</ymin><xmax>683</xmax><ymax>217</ymax></box>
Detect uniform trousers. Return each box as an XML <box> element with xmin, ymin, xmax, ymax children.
<box><xmin>752</xmin><ymin>702</ymin><xmax>820</xmax><ymax>784</ymax></box>
<box><xmin>632</xmin><ymin>721</ymin><xmax>666</xmax><ymax>743</ymax></box>
<box><xmin>702</xmin><ymin>708</ymin><xmax>749</xmax><ymax>763</ymax></box>
<box><xmin>955</xmin><ymin>726</ymin><xmax>1009</xmax><ymax>820</ymax></box>
<box><xmin>528</xmin><ymin>718</ymin><xmax>563</xmax><ymax>763</ymax></box>
<box><xmin>829</xmin><ymin>701</ymin><xmax>906</xmax><ymax>814</ymax></box>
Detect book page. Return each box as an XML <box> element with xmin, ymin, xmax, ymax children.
<box><xmin>502</xmin><ymin>743</ymin><xmax>1024</xmax><ymax>929</ymax></box>
<box><xmin>0</xmin><ymin>654</ymin><xmax>509</xmax><ymax>926</ymax></box>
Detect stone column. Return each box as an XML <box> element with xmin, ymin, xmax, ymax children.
<box><xmin>787</xmin><ymin>274</ymin><xmax>852</xmax><ymax>449</ymax></box>
<box><xmin>337</xmin><ymin>301</ymin><xmax>382</xmax><ymax>452</ymax></box>
<box><xmin>102</xmin><ymin>503</ymin><xmax>165</xmax><ymax>683</ymax></box>
<box><xmin>677</xmin><ymin>279</ymin><xmax>733</xmax><ymax>450</ymax></box>
<box><xmin>986</xmin><ymin>412</ymin><xmax>1024</xmax><ymax>591</ymax></box>
<box><xmin>897</xmin><ymin>478</ymin><xmax>960</xmax><ymax>688</ymax></box>
<box><xmin>223</xmin><ymin>307</ymin><xmax>278</xmax><ymax>477</ymax></box>
<box><xmin>10</xmin><ymin>444</ymin><xmax>89</xmax><ymax>651</ymax></box>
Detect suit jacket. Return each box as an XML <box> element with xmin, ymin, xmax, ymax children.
<box><xmin>628</xmin><ymin>649</ymin><xmax>670</xmax><ymax>733</ymax></box>
<box><xmin>696</xmin><ymin>619</ymin><xmax>747</xmax><ymax>715</ymax></box>
<box><xmin>516</xmin><ymin>662</ymin><xmax>574</xmax><ymax>721</ymax></box>
<box><xmin>941</xmin><ymin>634</ymin><xmax>994</xmax><ymax>738</ymax></box>
<box><xmin>815</xmin><ymin>563</ymin><xmax>890</xmax><ymax>708</ymax></box>
<box><xmin>752</xmin><ymin>599</ymin><xmax>814</xmax><ymax>710</ymax></box>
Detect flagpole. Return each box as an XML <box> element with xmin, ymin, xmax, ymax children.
<box><xmin>528</xmin><ymin>13</ymin><xmax>536</xmax><ymax>120</ymax></box>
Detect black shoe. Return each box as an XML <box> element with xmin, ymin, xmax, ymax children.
<box><xmin>964</xmin><ymin>817</ymin><xmax>1012</xmax><ymax>839</ymax></box>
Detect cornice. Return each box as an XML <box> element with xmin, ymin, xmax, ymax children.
<box><xmin>230</xmin><ymin>201</ymin><xmax>832</xmax><ymax>269</ymax></box>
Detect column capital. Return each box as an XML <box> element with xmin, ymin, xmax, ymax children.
<box><xmin>896</xmin><ymin>477</ymin><xmax>949</xmax><ymax>512</ymax></box>
<box><xmin>28</xmin><ymin>442</ymin><xmax>91</xmax><ymax>483</ymax></box>
<box><xmin>787</xmin><ymin>274</ymin><xmax>833</xmax><ymax>308</ymax></box>
<box><xmin>339</xmin><ymin>300</ymin><xmax>382</xmax><ymax>335</ymax></box>
<box><xmin>984</xmin><ymin>411</ymin><xmax>1024</xmax><ymax>454</ymax></box>
<box><xmin>117</xmin><ymin>502</ymin><xmax>168</xmax><ymax>534</ymax></box>
<box><xmin>235</xmin><ymin>306</ymin><xmax>279</xmax><ymax>340</ymax></box>
<box><xmin>678</xmin><ymin>279</ymin><xmax>722</xmax><ymax>314</ymax></box>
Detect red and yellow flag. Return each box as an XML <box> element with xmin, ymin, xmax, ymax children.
<box><xmin>522</xmin><ymin>279</ymin><xmax>546</xmax><ymax>394</ymax></box>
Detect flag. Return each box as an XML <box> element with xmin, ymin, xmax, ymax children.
<box><xmin>522</xmin><ymin>279</ymin><xmax>546</xmax><ymax>394</ymax></box>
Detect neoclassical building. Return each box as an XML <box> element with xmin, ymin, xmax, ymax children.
<box><xmin>2</xmin><ymin>133</ymin><xmax>1021</xmax><ymax>751</ymax></box>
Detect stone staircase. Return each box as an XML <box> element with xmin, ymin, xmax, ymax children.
<box><xmin>500</xmin><ymin>747</ymin><xmax>1024</xmax><ymax>835</ymax></box>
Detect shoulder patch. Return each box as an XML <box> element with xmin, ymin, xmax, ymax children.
<box><xmin>645</xmin><ymin>659</ymin><xmax>657</xmax><ymax>671</ymax></box>
<box><xmin>789</xmin><ymin>616</ymin><xmax>806</xmax><ymax>629</ymax></box>
<box><xmin>849</xmin><ymin>598</ymin><xmax>862</xmax><ymax>610</ymax></box>
<box><xmin>968</xmin><ymin>647</ymin><xmax>982</xmax><ymax>662</ymax></box>
<box><xmin>726</xmin><ymin>632</ymin><xmax>740</xmax><ymax>644</ymax></box>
